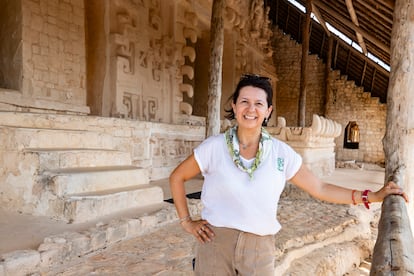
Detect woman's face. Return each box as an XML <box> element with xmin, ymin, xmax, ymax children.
<box><xmin>232</xmin><ymin>86</ymin><xmax>272</xmax><ymax>129</ymax></box>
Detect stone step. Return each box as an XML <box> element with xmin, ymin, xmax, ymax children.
<box><xmin>63</xmin><ymin>184</ymin><xmax>164</xmax><ymax>223</ymax></box>
<box><xmin>25</xmin><ymin>148</ymin><xmax>132</xmax><ymax>170</ymax></box>
<box><xmin>280</xmin><ymin>241</ymin><xmax>371</xmax><ymax>275</ymax></box>
<box><xmin>47</xmin><ymin>166</ymin><xmax>149</xmax><ymax>196</ymax></box>
<box><xmin>0</xmin><ymin>126</ymin><xmax>113</xmax><ymax>150</ymax></box>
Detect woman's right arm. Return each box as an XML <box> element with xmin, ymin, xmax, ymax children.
<box><xmin>169</xmin><ymin>153</ymin><xmax>201</xmax><ymax>220</ymax></box>
<box><xmin>169</xmin><ymin>153</ymin><xmax>214</xmax><ymax>243</ymax></box>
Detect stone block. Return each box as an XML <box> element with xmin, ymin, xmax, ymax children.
<box><xmin>89</xmin><ymin>228</ymin><xmax>108</xmax><ymax>251</ymax></box>
<box><xmin>38</xmin><ymin>237</ymin><xmax>70</xmax><ymax>266</ymax></box>
<box><xmin>66</xmin><ymin>232</ymin><xmax>91</xmax><ymax>258</ymax></box>
<box><xmin>50</xmin><ymin>167</ymin><xmax>149</xmax><ymax>196</ymax></box>
<box><xmin>39</xmin><ymin>247</ymin><xmax>64</xmax><ymax>268</ymax></box>
<box><xmin>63</xmin><ymin>185</ymin><xmax>163</xmax><ymax>223</ymax></box>
<box><xmin>31</xmin><ymin>149</ymin><xmax>132</xmax><ymax>170</ymax></box>
<box><xmin>139</xmin><ymin>216</ymin><xmax>159</xmax><ymax>233</ymax></box>
<box><xmin>106</xmin><ymin>222</ymin><xmax>128</xmax><ymax>244</ymax></box>
<box><xmin>127</xmin><ymin>218</ymin><xmax>143</xmax><ymax>238</ymax></box>
<box><xmin>2</xmin><ymin>250</ymin><xmax>40</xmax><ymax>276</ymax></box>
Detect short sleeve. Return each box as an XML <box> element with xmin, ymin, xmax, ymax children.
<box><xmin>193</xmin><ymin>134</ymin><xmax>224</xmax><ymax>175</ymax></box>
<box><xmin>285</xmin><ymin>148</ymin><xmax>302</xmax><ymax>180</ymax></box>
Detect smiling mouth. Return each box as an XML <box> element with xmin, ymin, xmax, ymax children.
<box><xmin>243</xmin><ymin>115</ymin><xmax>257</xmax><ymax>120</ymax></box>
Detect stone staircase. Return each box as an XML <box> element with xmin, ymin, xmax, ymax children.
<box><xmin>329</xmin><ymin>70</ymin><xmax>381</xmax><ymax>105</ymax></box>
<box><xmin>0</xmin><ymin>112</ymin><xmax>164</xmax><ymax>223</ymax></box>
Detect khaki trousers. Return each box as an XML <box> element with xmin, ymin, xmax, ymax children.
<box><xmin>195</xmin><ymin>226</ymin><xmax>276</xmax><ymax>276</ymax></box>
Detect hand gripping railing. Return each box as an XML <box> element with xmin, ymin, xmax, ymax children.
<box><xmin>370</xmin><ymin>191</ymin><xmax>414</xmax><ymax>275</ymax></box>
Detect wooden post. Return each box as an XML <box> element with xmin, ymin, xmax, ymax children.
<box><xmin>371</xmin><ymin>0</ymin><xmax>414</xmax><ymax>274</ymax></box>
<box><xmin>298</xmin><ymin>0</ymin><xmax>311</xmax><ymax>127</ymax></box>
<box><xmin>324</xmin><ymin>36</ymin><xmax>333</xmax><ymax>115</ymax></box>
<box><xmin>206</xmin><ymin>0</ymin><xmax>225</xmax><ymax>137</ymax></box>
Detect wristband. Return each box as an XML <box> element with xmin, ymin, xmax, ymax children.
<box><xmin>362</xmin><ymin>190</ymin><xmax>371</xmax><ymax>209</ymax></box>
<box><xmin>179</xmin><ymin>215</ymin><xmax>191</xmax><ymax>224</ymax></box>
<box><xmin>351</xmin><ymin>190</ymin><xmax>357</xmax><ymax>205</ymax></box>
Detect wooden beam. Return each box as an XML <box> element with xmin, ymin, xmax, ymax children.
<box><xmin>377</xmin><ymin>0</ymin><xmax>394</xmax><ymax>10</ymax></box>
<box><xmin>313</xmin><ymin>0</ymin><xmax>390</xmax><ymax>54</ymax></box>
<box><xmin>298</xmin><ymin>0</ymin><xmax>312</xmax><ymax>127</ymax></box>
<box><xmin>371</xmin><ymin>0</ymin><xmax>414</xmax><ymax>271</ymax></box>
<box><xmin>311</xmin><ymin>3</ymin><xmax>330</xmax><ymax>36</ymax></box>
<box><xmin>285</xmin><ymin>5</ymin><xmax>290</xmax><ymax>30</ymax></box>
<box><xmin>319</xmin><ymin>32</ymin><xmax>326</xmax><ymax>57</ymax></box>
<box><xmin>345</xmin><ymin>50</ymin><xmax>352</xmax><ymax>74</ymax></box>
<box><xmin>345</xmin><ymin>0</ymin><xmax>367</xmax><ymax>54</ymax></box>
<box><xmin>355</xmin><ymin>0</ymin><xmax>393</xmax><ymax>25</ymax></box>
<box><xmin>324</xmin><ymin>35</ymin><xmax>334</xmax><ymax>115</ymax></box>
<box><xmin>370</xmin><ymin>68</ymin><xmax>377</xmax><ymax>91</ymax></box>
<box><xmin>360</xmin><ymin>61</ymin><xmax>367</xmax><ymax>84</ymax></box>
<box><xmin>336</xmin><ymin>39</ymin><xmax>389</xmax><ymax>76</ymax></box>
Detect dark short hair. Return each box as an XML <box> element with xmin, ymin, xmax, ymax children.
<box><xmin>224</xmin><ymin>74</ymin><xmax>273</xmax><ymax>126</ymax></box>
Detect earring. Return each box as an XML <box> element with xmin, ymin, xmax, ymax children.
<box><xmin>265</xmin><ymin>117</ymin><xmax>268</xmax><ymax>123</ymax></box>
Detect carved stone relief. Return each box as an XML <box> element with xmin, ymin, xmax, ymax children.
<box><xmin>106</xmin><ymin>0</ymin><xmax>273</xmax><ymax>123</ymax></box>
<box><xmin>109</xmin><ymin>0</ymin><xmax>176</xmax><ymax>122</ymax></box>
<box><xmin>175</xmin><ymin>5</ymin><xmax>198</xmax><ymax>117</ymax></box>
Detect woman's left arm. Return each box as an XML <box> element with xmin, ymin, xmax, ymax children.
<box><xmin>289</xmin><ymin>164</ymin><xmax>409</xmax><ymax>205</ymax></box>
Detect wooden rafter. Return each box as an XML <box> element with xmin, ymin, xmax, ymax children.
<box><xmin>377</xmin><ymin>0</ymin><xmax>394</xmax><ymax>10</ymax></box>
<box><xmin>345</xmin><ymin>0</ymin><xmax>367</xmax><ymax>54</ymax></box>
<box><xmin>355</xmin><ymin>0</ymin><xmax>393</xmax><ymax>25</ymax></box>
<box><xmin>313</xmin><ymin>0</ymin><xmax>390</xmax><ymax>54</ymax></box>
<box><xmin>311</xmin><ymin>3</ymin><xmax>330</xmax><ymax>36</ymax></box>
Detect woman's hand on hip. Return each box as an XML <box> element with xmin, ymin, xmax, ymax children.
<box><xmin>181</xmin><ymin>219</ymin><xmax>215</xmax><ymax>243</ymax></box>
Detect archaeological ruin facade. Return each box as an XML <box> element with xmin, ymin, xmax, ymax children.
<box><xmin>0</xmin><ymin>0</ymin><xmax>395</xmax><ymax>223</ymax></box>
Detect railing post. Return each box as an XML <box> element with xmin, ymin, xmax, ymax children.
<box><xmin>370</xmin><ymin>193</ymin><xmax>414</xmax><ymax>275</ymax></box>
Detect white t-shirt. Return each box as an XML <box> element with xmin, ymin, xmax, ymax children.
<box><xmin>194</xmin><ymin>133</ymin><xmax>302</xmax><ymax>236</ymax></box>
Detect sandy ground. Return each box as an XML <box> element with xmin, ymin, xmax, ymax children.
<box><xmin>0</xmin><ymin>168</ymin><xmax>385</xmax><ymax>255</ymax></box>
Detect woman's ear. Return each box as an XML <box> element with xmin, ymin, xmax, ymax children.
<box><xmin>231</xmin><ymin>102</ymin><xmax>236</xmax><ymax>115</ymax></box>
<box><xmin>267</xmin><ymin>105</ymin><xmax>273</xmax><ymax>118</ymax></box>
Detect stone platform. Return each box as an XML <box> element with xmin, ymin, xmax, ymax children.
<box><xmin>0</xmin><ymin>168</ymin><xmax>385</xmax><ymax>275</ymax></box>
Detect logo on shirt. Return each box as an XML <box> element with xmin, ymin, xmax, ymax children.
<box><xmin>277</xmin><ymin>157</ymin><xmax>284</xmax><ymax>171</ymax></box>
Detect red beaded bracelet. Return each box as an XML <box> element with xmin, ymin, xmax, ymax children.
<box><xmin>362</xmin><ymin>190</ymin><xmax>371</xmax><ymax>209</ymax></box>
<box><xmin>351</xmin><ymin>190</ymin><xmax>357</xmax><ymax>205</ymax></box>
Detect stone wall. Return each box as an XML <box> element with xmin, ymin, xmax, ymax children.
<box><xmin>326</xmin><ymin>72</ymin><xmax>386</xmax><ymax>164</ymax></box>
<box><xmin>0</xmin><ymin>0</ymin><xmax>276</xmax><ymax>123</ymax></box>
<box><xmin>272</xmin><ymin>28</ymin><xmax>386</xmax><ymax>164</ymax></box>
<box><xmin>21</xmin><ymin>0</ymin><xmax>88</xmax><ymax>113</ymax></box>
<box><xmin>272</xmin><ymin>28</ymin><xmax>325</xmax><ymax>127</ymax></box>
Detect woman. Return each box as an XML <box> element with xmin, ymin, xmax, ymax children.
<box><xmin>169</xmin><ymin>74</ymin><xmax>408</xmax><ymax>275</ymax></box>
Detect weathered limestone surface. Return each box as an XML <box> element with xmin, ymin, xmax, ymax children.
<box><xmin>0</xmin><ymin>0</ymin><xmax>275</xmax><ymax>125</ymax></box>
<box><xmin>268</xmin><ymin>114</ymin><xmax>342</xmax><ymax>178</ymax></box>
<box><xmin>0</xmin><ymin>111</ymin><xmax>204</xmax><ymax>222</ymax></box>
<box><xmin>0</xmin><ymin>197</ymin><xmax>379</xmax><ymax>276</ymax></box>
<box><xmin>326</xmin><ymin>71</ymin><xmax>387</xmax><ymax>165</ymax></box>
